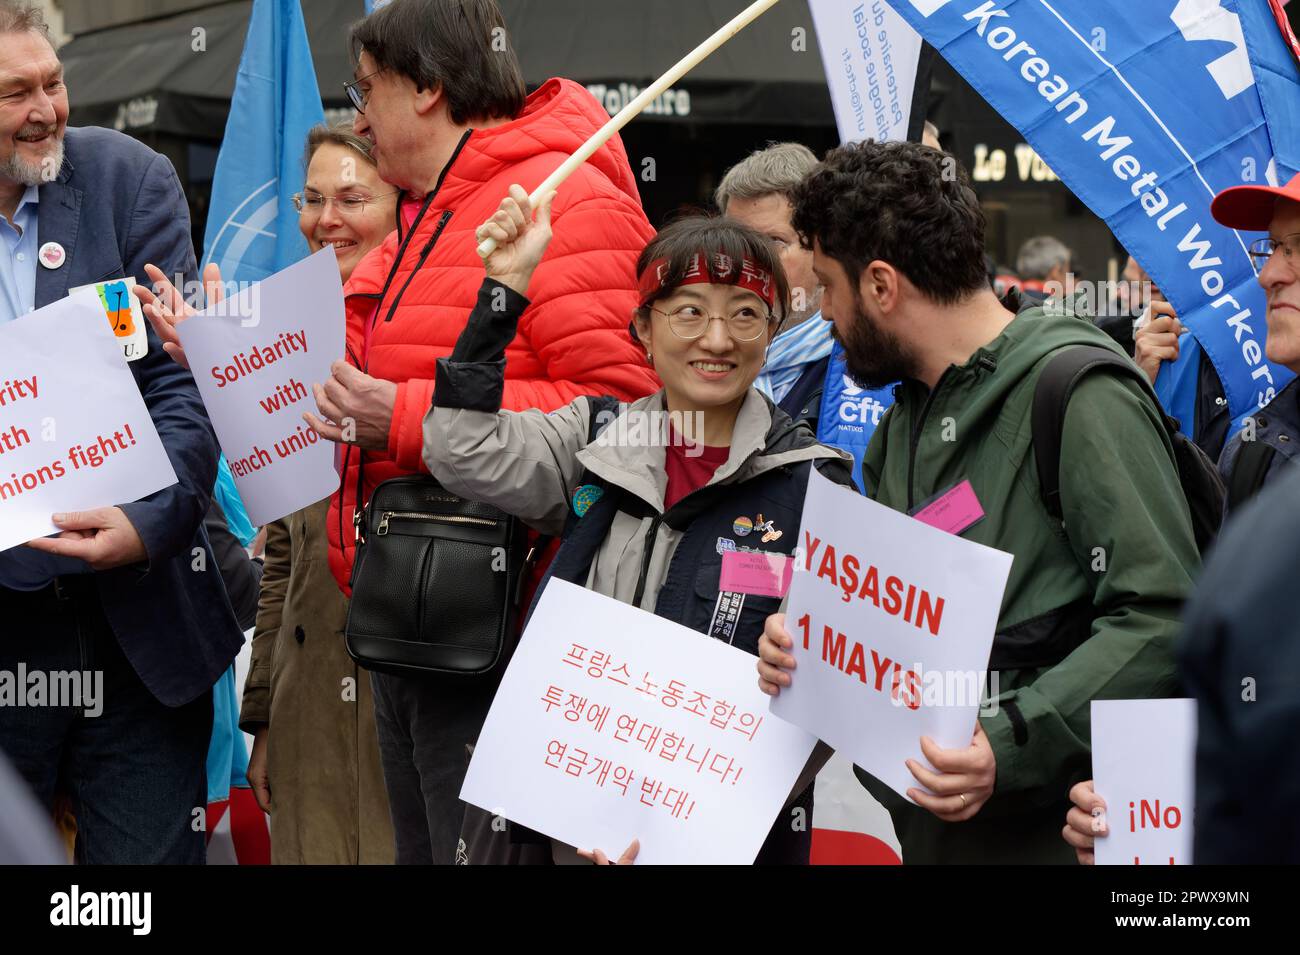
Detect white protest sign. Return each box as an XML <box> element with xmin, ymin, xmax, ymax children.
<box><xmin>1092</xmin><ymin>698</ymin><xmax>1196</xmax><ymax>866</ymax></box>
<box><xmin>176</xmin><ymin>247</ymin><xmax>344</xmax><ymax>526</ymax></box>
<box><xmin>0</xmin><ymin>292</ymin><xmax>177</xmax><ymax>552</ymax></box>
<box><xmin>810</xmin><ymin>0</ymin><xmax>925</xmax><ymax>145</ymax></box>
<box><xmin>771</xmin><ymin>468</ymin><xmax>1013</xmax><ymax>802</ymax></box>
<box><xmin>461</xmin><ymin>579</ymin><xmax>818</xmax><ymax>865</ymax></box>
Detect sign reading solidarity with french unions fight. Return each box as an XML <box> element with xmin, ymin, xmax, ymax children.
<box><xmin>889</xmin><ymin>0</ymin><xmax>1300</xmax><ymax>433</ymax></box>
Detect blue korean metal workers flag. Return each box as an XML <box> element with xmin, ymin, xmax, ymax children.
<box><xmin>886</xmin><ymin>0</ymin><xmax>1300</xmax><ymax>435</ymax></box>
<box><xmin>202</xmin><ymin>0</ymin><xmax>325</xmax><ymax>284</ymax></box>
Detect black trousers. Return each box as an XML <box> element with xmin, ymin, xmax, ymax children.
<box><xmin>0</xmin><ymin>579</ymin><xmax>212</xmax><ymax>864</ymax></box>
<box><xmin>369</xmin><ymin>670</ymin><xmax>494</xmax><ymax>864</ymax></box>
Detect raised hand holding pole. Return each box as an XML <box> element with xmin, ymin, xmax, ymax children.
<box><xmin>477</xmin><ymin>0</ymin><xmax>784</xmax><ymax>257</ymax></box>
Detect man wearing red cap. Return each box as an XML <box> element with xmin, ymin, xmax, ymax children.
<box><xmin>1211</xmin><ymin>171</ymin><xmax>1300</xmax><ymax>512</ymax></box>
<box><xmin>1064</xmin><ymin>170</ymin><xmax>1300</xmax><ymax>865</ymax></box>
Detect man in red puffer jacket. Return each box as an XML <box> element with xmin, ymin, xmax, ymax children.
<box><xmin>305</xmin><ymin>0</ymin><xmax>659</xmax><ymax>864</ymax></box>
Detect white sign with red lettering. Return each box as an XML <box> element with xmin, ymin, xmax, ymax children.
<box><xmin>175</xmin><ymin>246</ymin><xmax>344</xmax><ymax>526</ymax></box>
<box><xmin>0</xmin><ymin>292</ymin><xmax>176</xmax><ymax>553</ymax></box>
<box><xmin>771</xmin><ymin>468</ymin><xmax>1013</xmax><ymax>802</ymax></box>
<box><xmin>1092</xmin><ymin>698</ymin><xmax>1197</xmax><ymax>866</ymax></box>
<box><xmin>461</xmin><ymin>579</ymin><xmax>818</xmax><ymax>865</ymax></box>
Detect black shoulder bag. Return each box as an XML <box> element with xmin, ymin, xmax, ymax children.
<box><xmin>341</xmin><ymin>150</ymin><xmax>536</xmax><ymax>677</ymax></box>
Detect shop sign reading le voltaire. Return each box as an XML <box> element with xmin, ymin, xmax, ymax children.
<box><xmin>585</xmin><ymin>82</ymin><xmax>692</xmax><ymax>118</ymax></box>
<box><xmin>971</xmin><ymin>141</ymin><xmax>1060</xmax><ymax>183</ymax></box>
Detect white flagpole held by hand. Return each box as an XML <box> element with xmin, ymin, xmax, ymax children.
<box><xmin>477</xmin><ymin>0</ymin><xmax>784</xmax><ymax>258</ymax></box>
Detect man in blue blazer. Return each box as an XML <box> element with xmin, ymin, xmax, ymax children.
<box><xmin>0</xmin><ymin>7</ymin><xmax>242</xmax><ymax>863</ymax></box>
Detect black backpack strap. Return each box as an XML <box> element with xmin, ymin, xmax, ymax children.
<box><xmin>1226</xmin><ymin>438</ymin><xmax>1277</xmax><ymax>512</ymax></box>
<box><xmin>1032</xmin><ymin>345</ymin><xmax>1157</xmax><ymax>521</ymax></box>
<box><xmin>555</xmin><ymin>395</ymin><xmax>624</xmax><ymax>538</ymax></box>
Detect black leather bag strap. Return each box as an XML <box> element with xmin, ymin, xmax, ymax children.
<box><xmin>1226</xmin><ymin>438</ymin><xmax>1277</xmax><ymax>512</ymax></box>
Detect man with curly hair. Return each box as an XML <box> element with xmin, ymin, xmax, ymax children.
<box><xmin>759</xmin><ymin>140</ymin><xmax>1199</xmax><ymax>864</ymax></box>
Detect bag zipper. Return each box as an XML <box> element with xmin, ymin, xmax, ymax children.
<box><xmin>376</xmin><ymin>510</ymin><xmax>501</xmax><ymax>536</ymax></box>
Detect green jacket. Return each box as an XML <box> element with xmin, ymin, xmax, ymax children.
<box><xmin>856</xmin><ymin>306</ymin><xmax>1199</xmax><ymax>864</ymax></box>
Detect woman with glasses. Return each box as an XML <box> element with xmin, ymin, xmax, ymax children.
<box><xmin>139</xmin><ymin>122</ymin><xmax>399</xmax><ymax>864</ymax></box>
<box><xmin>292</xmin><ymin>125</ymin><xmax>399</xmax><ymax>279</ymax></box>
<box><xmin>240</xmin><ymin>124</ymin><xmax>399</xmax><ymax>863</ymax></box>
<box><xmin>421</xmin><ymin>188</ymin><xmax>851</xmax><ymax>864</ymax></box>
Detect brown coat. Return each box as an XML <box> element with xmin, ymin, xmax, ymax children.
<box><xmin>240</xmin><ymin>498</ymin><xmax>394</xmax><ymax>864</ymax></box>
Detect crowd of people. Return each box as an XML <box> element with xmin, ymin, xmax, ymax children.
<box><xmin>0</xmin><ymin>0</ymin><xmax>1296</xmax><ymax>865</ymax></box>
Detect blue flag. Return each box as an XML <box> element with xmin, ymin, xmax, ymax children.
<box><xmin>201</xmin><ymin>0</ymin><xmax>324</xmax><ymax>805</ymax></box>
<box><xmin>202</xmin><ymin>0</ymin><xmax>325</xmax><ymax>285</ymax></box>
<box><xmin>888</xmin><ymin>0</ymin><xmax>1300</xmax><ymax>435</ymax></box>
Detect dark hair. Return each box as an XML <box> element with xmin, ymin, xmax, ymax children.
<box><xmin>635</xmin><ymin>216</ymin><xmax>792</xmax><ymax>326</ymax></box>
<box><xmin>303</xmin><ymin>121</ymin><xmax>377</xmax><ymax>170</ymax></box>
<box><xmin>350</xmin><ymin>0</ymin><xmax>526</xmax><ymax>125</ymax></box>
<box><xmin>791</xmin><ymin>140</ymin><xmax>989</xmax><ymax>305</ymax></box>
<box><xmin>0</xmin><ymin>1</ymin><xmax>51</xmax><ymax>39</ymax></box>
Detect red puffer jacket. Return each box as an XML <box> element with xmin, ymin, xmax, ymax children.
<box><xmin>328</xmin><ymin>78</ymin><xmax>660</xmax><ymax>592</ymax></box>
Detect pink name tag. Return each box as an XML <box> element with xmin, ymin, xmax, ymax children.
<box><xmin>913</xmin><ymin>479</ymin><xmax>985</xmax><ymax>536</ymax></box>
<box><xmin>720</xmin><ymin>550</ymin><xmax>793</xmax><ymax>598</ymax></box>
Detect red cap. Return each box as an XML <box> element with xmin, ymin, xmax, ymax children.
<box><xmin>1210</xmin><ymin>171</ymin><xmax>1300</xmax><ymax>231</ymax></box>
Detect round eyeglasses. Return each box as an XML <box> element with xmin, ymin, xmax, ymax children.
<box><xmin>293</xmin><ymin>191</ymin><xmax>397</xmax><ymax>217</ymax></box>
<box><xmin>649</xmin><ymin>304</ymin><xmax>772</xmax><ymax>342</ymax></box>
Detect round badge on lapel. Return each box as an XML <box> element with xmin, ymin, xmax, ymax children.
<box><xmin>38</xmin><ymin>242</ymin><xmax>66</xmax><ymax>269</ymax></box>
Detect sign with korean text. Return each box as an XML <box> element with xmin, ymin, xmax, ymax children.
<box><xmin>771</xmin><ymin>468</ymin><xmax>1013</xmax><ymax>801</ymax></box>
<box><xmin>1092</xmin><ymin>698</ymin><xmax>1197</xmax><ymax>866</ymax></box>
<box><xmin>0</xmin><ymin>292</ymin><xmax>176</xmax><ymax>552</ymax></box>
<box><xmin>461</xmin><ymin>579</ymin><xmax>818</xmax><ymax>865</ymax></box>
<box><xmin>176</xmin><ymin>246</ymin><xmax>344</xmax><ymax>526</ymax></box>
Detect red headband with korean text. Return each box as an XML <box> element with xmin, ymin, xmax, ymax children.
<box><xmin>637</xmin><ymin>252</ymin><xmax>776</xmax><ymax>310</ymax></box>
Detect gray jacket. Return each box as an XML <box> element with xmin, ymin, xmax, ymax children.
<box><xmin>423</xmin><ymin>388</ymin><xmax>851</xmax><ymax>613</ymax></box>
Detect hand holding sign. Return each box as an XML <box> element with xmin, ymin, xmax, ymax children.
<box><xmin>303</xmin><ymin>361</ymin><xmax>395</xmax><ymax>452</ymax></box>
<box><xmin>176</xmin><ymin>248</ymin><xmax>346</xmax><ymax>525</ymax></box>
<box><xmin>0</xmin><ymin>293</ymin><xmax>177</xmax><ymax>554</ymax></box>
<box><xmin>133</xmin><ymin>261</ymin><xmax>228</xmax><ymax>371</ymax></box>
<box><xmin>760</xmin><ymin>610</ymin><xmax>998</xmax><ymax>822</ymax></box>
<box><xmin>25</xmin><ymin>505</ymin><xmax>147</xmax><ymax>571</ymax></box>
<box><xmin>905</xmin><ymin>727</ymin><xmax>996</xmax><ymax>822</ymax></box>
<box><xmin>766</xmin><ymin>469</ymin><xmax>1013</xmax><ymax>805</ymax></box>
<box><xmin>1062</xmin><ymin>779</ymin><xmax>1107</xmax><ymax>865</ymax></box>
<box><xmin>576</xmin><ymin>839</ymin><xmax>640</xmax><ymax>866</ymax></box>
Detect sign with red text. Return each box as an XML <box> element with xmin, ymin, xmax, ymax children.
<box><xmin>0</xmin><ymin>292</ymin><xmax>176</xmax><ymax>552</ymax></box>
<box><xmin>1092</xmin><ymin>698</ymin><xmax>1196</xmax><ymax>866</ymax></box>
<box><xmin>176</xmin><ymin>247</ymin><xmax>343</xmax><ymax>526</ymax></box>
<box><xmin>461</xmin><ymin>579</ymin><xmax>818</xmax><ymax>865</ymax></box>
<box><xmin>771</xmin><ymin>468</ymin><xmax>1013</xmax><ymax>802</ymax></box>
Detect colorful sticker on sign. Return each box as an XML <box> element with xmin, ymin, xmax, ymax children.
<box><xmin>69</xmin><ymin>277</ymin><xmax>149</xmax><ymax>363</ymax></box>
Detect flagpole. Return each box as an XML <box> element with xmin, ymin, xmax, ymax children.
<box><xmin>477</xmin><ymin>0</ymin><xmax>784</xmax><ymax>257</ymax></box>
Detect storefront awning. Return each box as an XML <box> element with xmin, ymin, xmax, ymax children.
<box><xmin>60</xmin><ymin>0</ymin><xmax>837</xmax><ymax>139</ymax></box>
